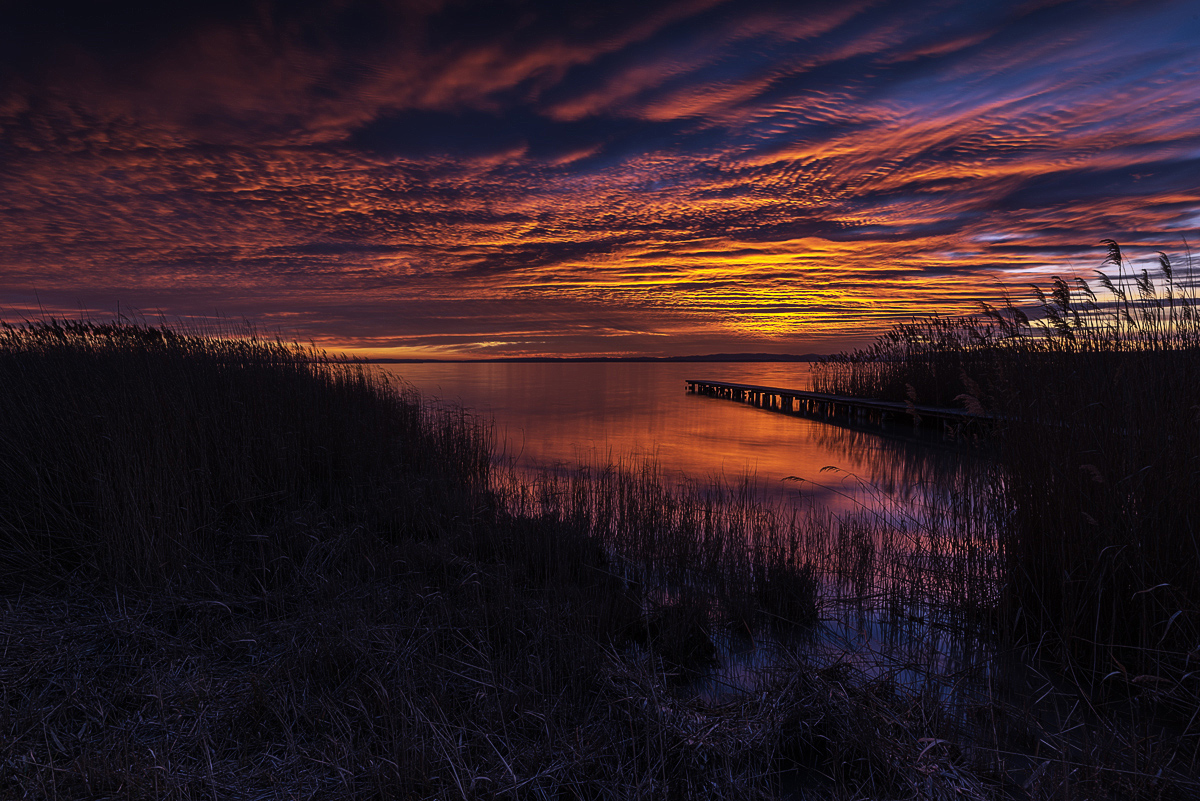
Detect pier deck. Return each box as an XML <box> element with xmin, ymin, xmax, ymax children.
<box><xmin>685</xmin><ymin>379</ymin><xmax>991</xmax><ymax>432</ymax></box>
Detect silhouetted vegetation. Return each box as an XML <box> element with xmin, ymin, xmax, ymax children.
<box><xmin>814</xmin><ymin>240</ymin><xmax>1200</xmax><ymax>723</ymax></box>
<box><xmin>0</xmin><ymin>320</ymin><xmax>826</xmax><ymax>798</ymax></box>
<box><xmin>2</xmin><ymin>304</ymin><xmax>1197</xmax><ymax>799</ymax></box>
<box><xmin>0</xmin><ymin>319</ymin><xmax>490</xmax><ymax>591</ymax></box>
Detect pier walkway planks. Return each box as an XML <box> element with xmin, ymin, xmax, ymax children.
<box><xmin>685</xmin><ymin>379</ymin><xmax>992</xmax><ymax>432</ymax></box>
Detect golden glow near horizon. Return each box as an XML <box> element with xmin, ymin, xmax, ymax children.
<box><xmin>3</xmin><ymin>1</ymin><xmax>1200</xmax><ymax>357</ymax></box>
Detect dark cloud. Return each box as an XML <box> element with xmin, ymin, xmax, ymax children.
<box><xmin>996</xmin><ymin>158</ymin><xmax>1200</xmax><ymax>210</ymax></box>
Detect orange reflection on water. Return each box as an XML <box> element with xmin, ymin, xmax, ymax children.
<box><xmin>382</xmin><ymin>361</ymin><xmax>976</xmax><ymax>514</ymax></box>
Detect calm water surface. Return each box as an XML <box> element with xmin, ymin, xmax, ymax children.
<box><xmin>380</xmin><ymin>361</ymin><xmax>970</xmax><ymax>512</ymax></box>
<box><xmin>384</xmin><ymin>362</ymin><xmax>997</xmax><ymax>709</ymax></box>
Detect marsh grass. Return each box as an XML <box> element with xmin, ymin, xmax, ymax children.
<box><xmin>810</xmin><ymin>241</ymin><xmax>1200</xmax><ymax>793</ymax></box>
<box><xmin>1</xmin><ymin>315</ymin><xmax>1196</xmax><ymax>798</ymax></box>
<box><xmin>0</xmin><ymin>318</ymin><xmax>492</xmax><ymax>591</ymax></box>
<box><xmin>0</xmin><ymin>318</ymin><xmax>950</xmax><ymax>799</ymax></box>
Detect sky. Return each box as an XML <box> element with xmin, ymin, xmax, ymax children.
<box><xmin>3</xmin><ymin>0</ymin><xmax>1200</xmax><ymax>358</ymax></box>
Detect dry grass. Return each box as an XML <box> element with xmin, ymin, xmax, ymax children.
<box><xmin>809</xmin><ymin>241</ymin><xmax>1200</xmax><ymax>797</ymax></box>
<box><xmin>811</xmin><ymin>242</ymin><xmax>1200</xmax><ymax>665</ymax></box>
<box><xmin>0</xmin><ymin>319</ymin><xmax>829</xmax><ymax>799</ymax></box>
<box><xmin>0</xmin><ymin>589</ymin><xmax>1012</xmax><ymax>800</ymax></box>
<box><xmin>1</xmin><ymin>314</ymin><xmax>1197</xmax><ymax>798</ymax></box>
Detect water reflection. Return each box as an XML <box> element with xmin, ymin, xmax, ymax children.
<box><xmin>805</xmin><ymin>423</ymin><xmax>986</xmax><ymax>504</ymax></box>
<box><xmin>381</xmin><ymin>361</ymin><xmax>1123</xmax><ymax>781</ymax></box>
<box><xmin>380</xmin><ymin>361</ymin><xmax>982</xmax><ymax>515</ymax></box>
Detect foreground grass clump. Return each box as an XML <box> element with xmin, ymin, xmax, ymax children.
<box><xmin>812</xmin><ymin>241</ymin><xmax>1200</xmax><ymax>691</ymax></box>
<box><xmin>0</xmin><ymin>320</ymin><xmax>494</xmax><ymax>591</ymax></box>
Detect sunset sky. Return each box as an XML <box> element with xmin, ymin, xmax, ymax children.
<box><xmin>3</xmin><ymin>0</ymin><xmax>1199</xmax><ymax>358</ymax></box>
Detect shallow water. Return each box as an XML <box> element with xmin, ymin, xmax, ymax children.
<box><xmin>379</xmin><ymin>361</ymin><xmax>1186</xmax><ymax>785</ymax></box>
<box><xmin>386</xmin><ymin>361</ymin><xmax>1005</xmax><ymax>715</ymax></box>
<box><xmin>379</xmin><ymin>361</ymin><xmax>975</xmax><ymax>513</ymax></box>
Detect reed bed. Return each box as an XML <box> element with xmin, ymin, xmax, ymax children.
<box><xmin>812</xmin><ymin>241</ymin><xmax>1200</xmax><ymax>790</ymax></box>
<box><xmin>0</xmin><ymin>318</ymin><xmax>491</xmax><ymax>591</ymax></box>
<box><xmin>1</xmin><ymin>315</ymin><xmax>1195</xmax><ymax>798</ymax></box>
<box><xmin>0</xmin><ymin>319</ymin><xmax>976</xmax><ymax>799</ymax></box>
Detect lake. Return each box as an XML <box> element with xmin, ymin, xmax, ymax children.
<box><xmin>379</xmin><ymin>361</ymin><xmax>973</xmax><ymax>513</ymax></box>
<box><xmin>382</xmin><ymin>361</ymin><xmax>1005</xmax><ymax>711</ymax></box>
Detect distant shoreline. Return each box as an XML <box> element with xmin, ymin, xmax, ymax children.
<box><xmin>365</xmin><ymin>353</ymin><xmax>823</xmax><ymax>363</ymax></box>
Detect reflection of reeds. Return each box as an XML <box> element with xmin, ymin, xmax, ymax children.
<box><xmin>1</xmin><ymin>316</ymin><xmax>1194</xmax><ymax>798</ymax></box>
<box><xmin>805</xmin><ymin>421</ymin><xmax>983</xmax><ymax>503</ymax></box>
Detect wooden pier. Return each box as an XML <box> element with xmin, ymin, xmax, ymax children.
<box><xmin>685</xmin><ymin>379</ymin><xmax>991</xmax><ymax>434</ymax></box>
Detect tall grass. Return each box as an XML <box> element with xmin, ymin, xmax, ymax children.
<box><xmin>0</xmin><ymin>319</ymin><xmax>491</xmax><ymax>591</ymax></box>
<box><xmin>812</xmin><ymin>241</ymin><xmax>1200</xmax><ymax>692</ymax></box>
<box><xmin>0</xmin><ymin>318</ymin><xmax>916</xmax><ymax>798</ymax></box>
<box><xmin>1</xmin><ymin>313</ymin><xmax>1195</xmax><ymax>798</ymax></box>
<box><xmin>493</xmin><ymin>462</ymin><xmax>825</xmax><ymax>643</ymax></box>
